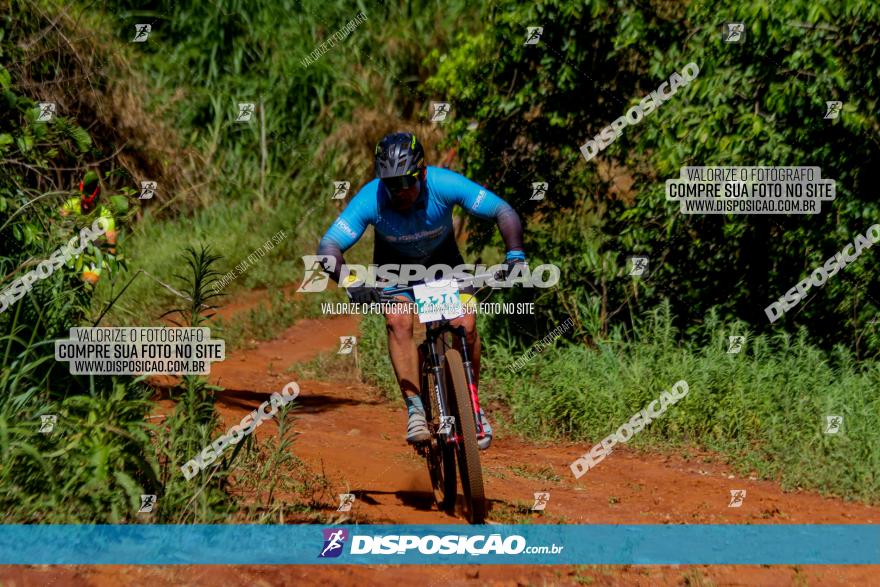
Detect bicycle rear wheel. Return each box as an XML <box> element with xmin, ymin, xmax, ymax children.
<box><xmin>444</xmin><ymin>348</ymin><xmax>486</xmax><ymax>523</ymax></box>
<box><xmin>421</xmin><ymin>352</ymin><xmax>456</xmax><ymax>512</ymax></box>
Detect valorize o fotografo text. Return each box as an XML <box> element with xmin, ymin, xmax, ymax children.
<box><xmin>301</xmin><ymin>11</ymin><xmax>367</xmax><ymax>67</ymax></box>
<box><xmin>509</xmin><ymin>317</ymin><xmax>574</xmax><ymax>372</ymax></box>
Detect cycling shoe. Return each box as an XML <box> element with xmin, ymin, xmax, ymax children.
<box><xmin>406</xmin><ymin>410</ymin><xmax>431</xmax><ymax>444</ymax></box>
<box><xmin>477</xmin><ymin>409</ymin><xmax>493</xmax><ymax>450</ymax></box>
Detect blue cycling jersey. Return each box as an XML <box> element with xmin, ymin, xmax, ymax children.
<box><xmin>317</xmin><ymin>166</ymin><xmax>523</xmax><ymax>277</ymax></box>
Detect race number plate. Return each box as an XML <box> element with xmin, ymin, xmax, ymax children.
<box><xmin>412</xmin><ymin>279</ymin><xmax>464</xmax><ymax>323</ymax></box>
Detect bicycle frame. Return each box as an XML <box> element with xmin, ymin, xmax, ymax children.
<box><xmin>420</xmin><ymin>321</ymin><xmax>485</xmax><ymax>444</ymax></box>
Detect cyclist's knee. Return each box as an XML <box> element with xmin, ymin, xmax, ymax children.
<box><xmin>453</xmin><ymin>312</ymin><xmax>477</xmax><ymax>334</ymax></box>
<box><xmin>466</xmin><ymin>325</ymin><xmax>479</xmax><ymax>346</ymax></box>
<box><xmin>385</xmin><ymin>312</ymin><xmax>413</xmax><ymax>340</ymax></box>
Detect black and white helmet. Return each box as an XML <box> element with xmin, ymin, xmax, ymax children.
<box><xmin>374</xmin><ymin>132</ymin><xmax>425</xmax><ymax>191</ymax></box>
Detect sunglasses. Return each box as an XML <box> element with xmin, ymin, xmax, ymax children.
<box><xmin>381</xmin><ymin>174</ymin><xmax>419</xmax><ymax>194</ymax></box>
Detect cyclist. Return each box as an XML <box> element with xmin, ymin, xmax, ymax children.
<box><xmin>316</xmin><ymin>132</ymin><xmax>526</xmax><ymax>450</ymax></box>
<box><xmin>59</xmin><ymin>171</ymin><xmax>118</xmax><ymax>285</ymax></box>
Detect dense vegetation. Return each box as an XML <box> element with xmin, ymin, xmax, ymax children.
<box><xmin>427</xmin><ymin>0</ymin><xmax>880</xmax><ymax>355</ymax></box>
<box><xmin>362</xmin><ymin>0</ymin><xmax>880</xmax><ymax>503</ymax></box>
<box><xmin>2</xmin><ymin>0</ymin><xmax>878</xmax><ymax>524</ymax></box>
<box><xmin>0</xmin><ymin>0</ymin><xmax>477</xmax><ymax>522</ymax></box>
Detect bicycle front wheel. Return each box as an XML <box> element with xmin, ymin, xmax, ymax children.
<box><xmin>444</xmin><ymin>348</ymin><xmax>486</xmax><ymax>523</ymax></box>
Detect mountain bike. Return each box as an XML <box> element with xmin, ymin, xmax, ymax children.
<box><xmin>379</xmin><ymin>274</ymin><xmax>495</xmax><ymax>523</ymax></box>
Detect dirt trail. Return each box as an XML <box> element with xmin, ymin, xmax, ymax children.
<box><xmin>196</xmin><ymin>312</ymin><xmax>880</xmax><ymax>585</ymax></box>
<box><xmin>206</xmin><ymin>314</ymin><xmax>879</xmax><ymax>527</ymax></box>
<box><xmin>5</xmin><ymin>306</ymin><xmax>879</xmax><ymax>586</ymax></box>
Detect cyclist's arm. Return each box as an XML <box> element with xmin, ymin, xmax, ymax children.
<box><xmin>441</xmin><ymin>169</ymin><xmax>524</xmax><ymax>257</ymax></box>
<box><xmin>315</xmin><ymin>190</ymin><xmax>374</xmax><ymax>283</ymax></box>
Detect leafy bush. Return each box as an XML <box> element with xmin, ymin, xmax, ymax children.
<box><xmin>425</xmin><ymin>0</ymin><xmax>880</xmax><ymax>356</ymax></box>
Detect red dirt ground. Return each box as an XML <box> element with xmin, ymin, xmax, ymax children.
<box><xmin>3</xmin><ymin>300</ymin><xmax>878</xmax><ymax>586</ymax></box>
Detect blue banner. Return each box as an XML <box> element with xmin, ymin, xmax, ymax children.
<box><xmin>0</xmin><ymin>524</ymin><xmax>877</xmax><ymax>565</ymax></box>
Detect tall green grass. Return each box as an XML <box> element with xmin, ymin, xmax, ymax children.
<box><xmin>483</xmin><ymin>303</ymin><xmax>880</xmax><ymax>502</ymax></box>
<box><xmin>359</xmin><ymin>313</ymin><xmax>399</xmax><ymax>400</ymax></box>
<box><xmin>0</xmin><ymin>374</ymin><xmax>162</xmax><ymax>523</ymax></box>
<box><xmin>0</xmin><ymin>244</ymin><xmax>317</xmax><ymax>523</ymax></box>
<box><xmin>2</xmin><ymin>0</ymin><xmax>480</xmax><ymax>522</ymax></box>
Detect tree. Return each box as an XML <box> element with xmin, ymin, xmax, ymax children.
<box><xmin>426</xmin><ymin>0</ymin><xmax>880</xmax><ymax>355</ymax></box>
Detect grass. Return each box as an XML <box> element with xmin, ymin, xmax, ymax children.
<box><xmin>0</xmin><ymin>379</ymin><xmax>162</xmax><ymax>523</ymax></box>
<box><xmin>358</xmin><ymin>312</ymin><xmax>400</xmax><ymax>401</ymax></box>
<box><xmin>357</xmin><ymin>299</ymin><xmax>880</xmax><ymax>503</ymax></box>
<box><xmin>0</xmin><ymin>247</ymin><xmax>233</xmax><ymax>524</ymax></box>
<box><xmin>480</xmin><ymin>302</ymin><xmax>880</xmax><ymax>503</ymax></box>
<box><xmin>231</xmin><ymin>403</ymin><xmax>334</xmax><ymax>521</ymax></box>
<box><xmin>1</xmin><ymin>0</ymin><xmax>477</xmax><ymax>525</ymax></box>
<box><xmin>92</xmin><ymin>0</ymin><xmax>481</xmax><ymax>328</ymax></box>
<box><xmin>487</xmin><ymin>500</ymin><xmax>539</xmax><ymax>525</ymax></box>
<box><xmin>11</xmin><ymin>0</ymin><xmax>878</xmax><ymax>525</ymax></box>
<box><xmin>285</xmin><ymin>349</ymin><xmax>359</xmax><ymax>382</ymax></box>
<box><xmin>509</xmin><ymin>464</ymin><xmax>562</xmax><ymax>483</ymax></box>
<box><xmin>94</xmin><ymin>192</ymin><xmax>325</xmax><ymax>327</ymax></box>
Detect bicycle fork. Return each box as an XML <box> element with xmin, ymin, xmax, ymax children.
<box><xmin>453</xmin><ymin>326</ymin><xmax>485</xmax><ymax>439</ymax></box>
<box><xmin>424</xmin><ymin>333</ymin><xmax>454</xmax><ymax>442</ymax></box>
<box><xmin>424</xmin><ymin>325</ymin><xmax>485</xmax><ymax>442</ymax></box>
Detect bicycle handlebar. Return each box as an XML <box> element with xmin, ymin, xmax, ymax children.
<box><xmin>377</xmin><ymin>272</ymin><xmax>500</xmax><ymax>299</ymax></box>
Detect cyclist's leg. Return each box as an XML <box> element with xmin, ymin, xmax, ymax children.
<box><xmin>449</xmin><ymin>295</ymin><xmax>480</xmax><ymax>389</ymax></box>
<box><xmin>383</xmin><ymin>296</ymin><xmax>419</xmax><ymax>399</ymax></box>
<box><xmin>449</xmin><ymin>291</ymin><xmax>492</xmax><ymax>449</ymax></box>
<box><xmin>384</xmin><ymin>294</ymin><xmax>430</xmax><ymax>443</ymax></box>
<box><xmin>374</xmin><ymin>239</ymin><xmax>421</xmax><ymax>399</ymax></box>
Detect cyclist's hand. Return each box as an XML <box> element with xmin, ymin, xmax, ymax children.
<box><xmin>346</xmin><ymin>285</ymin><xmax>381</xmax><ymax>304</ymax></box>
<box><xmin>495</xmin><ymin>251</ymin><xmax>528</xmax><ymax>282</ymax></box>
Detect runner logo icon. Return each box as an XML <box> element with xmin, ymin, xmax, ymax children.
<box><xmin>297</xmin><ymin>255</ymin><xmax>336</xmax><ymax>292</ymax></box>
<box><xmin>530</xmin><ymin>182</ymin><xmax>548</xmax><ymax>200</ymax></box>
<box><xmin>332</xmin><ymin>181</ymin><xmax>350</xmax><ymax>200</ymax></box>
<box><xmin>430</xmin><ymin>102</ymin><xmax>451</xmax><ymax>123</ymax></box>
<box><xmin>723</xmin><ymin>22</ymin><xmax>745</xmax><ymax>43</ymax></box>
<box><xmin>39</xmin><ymin>414</ymin><xmax>57</xmax><ymax>434</ymax></box>
<box><xmin>319</xmin><ymin>528</ymin><xmax>349</xmax><ymax>558</ymax></box>
<box><xmin>824</xmin><ymin>101</ymin><xmax>843</xmax><ymax>120</ymax></box>
<box><xmin>628</xmin><ymin>256</ymin><xmax>649</xmax><ymax>277</ymax></box>
<box><xmin>139</xmin><ymin>181</ymin><xmax>157</xmax><ymax>200</ymax></box>
<box><xmin>132</xmin><ymin>24</ymin><xmax>151</xmax><ymax>42</ymax></box>
<box><xmin>37</xmin><ymin>102</ymin><xmax>56</xmax><ymax>121</ymax></box>
<box><xmin>337</xmin><ymin>336</ymin><xmax>356</xmax><ymax>355</ymax></box>
<box><xmin>138</xmin><ymin>494</ymin><xmax>157</xmax><ymax>513</ymax></box>
<box><xmin>824</xmin><ymin>415</ymin><xmax>843</xmax><ymax>434</ymax></box>
<box><xmin>524</xmin><ymin>26</ymin><xmax>543</xmax><ymax>46</ymax></box>
<box><xmin>727</xmin><ymin>335</ymin><xmax>745</xmax><ymax>354</ymax></box>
